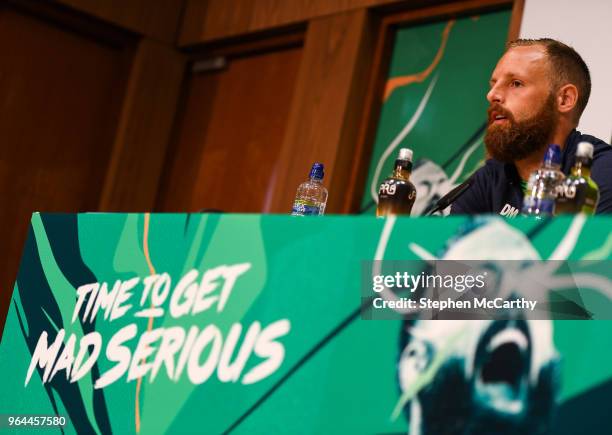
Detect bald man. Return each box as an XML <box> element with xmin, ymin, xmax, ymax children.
<box><xmin>451</xmin><ymin>38</ymin><xmax>612</xmax><ymax>216</ymax></box>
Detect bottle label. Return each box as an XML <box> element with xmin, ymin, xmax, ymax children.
<box><xmin>557</xmin><ymin>183</ymin><xmax>575</xmax><ymax>198</ymax></box>
<box><xmin>291</xmin><ymin>200</ymin><xmax>320</xmax><ymax>216</ymax></box>
<box><xmin>376</xmin><ymin>178</ymin><xmax>416</xmax><ymax>217</ymax></box>
<box><xmin>523</xmin><ymin>197</ymin><xmax>554</xmax><ymax>215</ymax></box>
<box><xmin>379</xmin><ymin>182</ymin><xmax>397</xmax><ymax>195</ymax></box>
<box><xmin>555</xmin><ymin>179</ymin><xmax>598</xmax><ymax>215</ymax></box>
<box><xmin>538</xmin><ymin>199</ymin><xmax>555</xmax><ymax>214</ymax></box>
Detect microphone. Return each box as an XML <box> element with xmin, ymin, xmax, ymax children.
<box><xmin>425</xmin><ymin>176</ymin><xmax>474</xmax><ymax>216</ymax></box>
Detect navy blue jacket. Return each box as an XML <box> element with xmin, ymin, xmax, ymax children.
<box><xmin>450</xmin><ymin>130</ymin><xmax>612</xmax><ymax>216</ymax></box>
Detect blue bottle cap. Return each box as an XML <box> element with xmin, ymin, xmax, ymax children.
<box><xmin>309</xmin><ymin>163</ymin><xmax>324</xmax><ymax>180</ymax></box>
<box><xmin>544</xmin><ymin>144</ymin><xmax>561</xmax><ymax>166</ymax></box>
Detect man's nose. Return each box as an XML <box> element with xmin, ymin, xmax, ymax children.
<box><xmin>487</xmin><ymin>84</ymin><xmax>503</xmax><ymax>104</ymax></box>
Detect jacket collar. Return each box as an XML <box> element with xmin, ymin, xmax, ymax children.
<box><xmin>561</xmin><ymin>129</ymin><xmax>580</xmax><ymax>173</ymax></box>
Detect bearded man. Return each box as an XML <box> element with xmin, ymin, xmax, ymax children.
<box><xmin>451</xmin><ymin>38</ymin><xmax>612</xmax><ymax>215</ymax></box>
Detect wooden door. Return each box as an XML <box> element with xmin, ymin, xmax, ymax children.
<box><xmin>0</xmin><ymin>5</ymin><xmax>132</xmax><ymax>328</ymax></box>
<box><xmin>157</xmin><ymin>45</ymin><xmax>302</xmax><ymax>213</ymax></box>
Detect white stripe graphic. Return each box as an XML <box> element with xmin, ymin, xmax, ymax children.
<box><xmin>448</xmin><ymin>135</ymin><xmax>483</xmax><ymax>185</ymax></box>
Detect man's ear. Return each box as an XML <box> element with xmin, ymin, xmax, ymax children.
<box><xmin>557</xmin><ymin>84</ymin><xmax>578</xmax><ymax>115</ymax></box>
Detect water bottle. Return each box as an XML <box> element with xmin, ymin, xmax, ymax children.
<box><xmin>521</xmin><ymin>144</ymin><xmax>565</xmax><ymax>217</ymax></box>
<box><xmin>291</xmin><ymin>163</ymin><xmax>328</xmax><ymax>216</ymax></box>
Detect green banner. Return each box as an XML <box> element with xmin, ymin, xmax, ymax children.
<box><xmin>1</xmin><ymin>213</ymin><xmax>611</xmax><ymax>434</ymax></box>
<box><xmin>361</xmin><ymin>10</ymin><xmax>510</xmax><ymax>215</ymax></box>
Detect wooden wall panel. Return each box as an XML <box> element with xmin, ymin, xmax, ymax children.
<box><xmin>99</xmin><ymin>39</ymin><xmax>186</xmax><ymax>211</ymax></box>
<box><xmin>180</xmin><ymin>0</ymin><xmax>402</xmax><ymax>45</ymax></box>
<box><xmin>0</xmin><ymin>7</ymin><xmax>131</xmax><ymax>331</ymax></box>
<box><xmin>267</xmin><ymin>9</ymin><xmax>376</xmax><ymax>213</ymax></box>
<box><xmin>54</xmin><ymin>0</ymin><xmax>186</xmax><ymax>42</ymax></box>
<box><xmin>507</xmin><ymin>0</ymin><xmax>524</xmax><ymax>40</ymax></box>
<box><xmin>157</xmin><ymin>46</ymin><xmax>303</xmax><ymax>213</ymax></box>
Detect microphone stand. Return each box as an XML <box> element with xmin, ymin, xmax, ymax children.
<box><xmin>424</xmin><ymin>177</ymin><xmax>474</xmax><ymax>216</ymax></box>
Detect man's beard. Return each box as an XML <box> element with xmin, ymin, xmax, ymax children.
<box><xmin>484</xmin><ymin>95</ymin><xmax>557</xmax><ymax>162</ymax></box>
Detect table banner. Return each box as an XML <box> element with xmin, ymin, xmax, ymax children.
<box><xmin>1</xmin><ymin>213</ymin><xmax>611</xmax><ymax>434</ymax></box>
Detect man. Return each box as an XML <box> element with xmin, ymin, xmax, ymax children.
<box><xmin>451</xmin><ymin>38</ymin><xmax>612</xmax><ymax>215</ymax></box>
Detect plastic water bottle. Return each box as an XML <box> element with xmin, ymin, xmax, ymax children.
<box><xmin>291</xmin><ymin>163</ymin><xmax>328</xmax><ymax>216</ymax></box>
<box><xmin>521</xmin><ymin>144</ymin><xmax>565</xmax><ymax>217</ymax></box>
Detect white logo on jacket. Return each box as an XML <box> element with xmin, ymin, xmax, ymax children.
<box><xmin>500</xmin><ymin>203</ymin><xmax>519</xmax><ymax>218</ymax></box>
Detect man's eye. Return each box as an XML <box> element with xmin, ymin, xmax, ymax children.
<box><xmin>510</xmin><ymin>80</ymin><xmax>522</xmax><ymax>87</ymax></box>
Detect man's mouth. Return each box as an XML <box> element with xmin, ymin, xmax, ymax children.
<box><xmin>490</xmin><ymin>111</ymin><xmax>509</xmax><ymax>125</ymax></box>
<box><xmin>474</xmin><ymin>322</ymin><xmax>531</xmax><ymax>416</ymax></box>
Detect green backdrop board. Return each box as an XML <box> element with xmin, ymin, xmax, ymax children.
<box><xmin>361</xmin><ymin>9</ymin><xmax>511</xmax><ymax>215</ymax></box>
<box><xmin>1</xmin><ymin>213</ymin><xmax>612</xmax><ymax>434</ymax></box>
